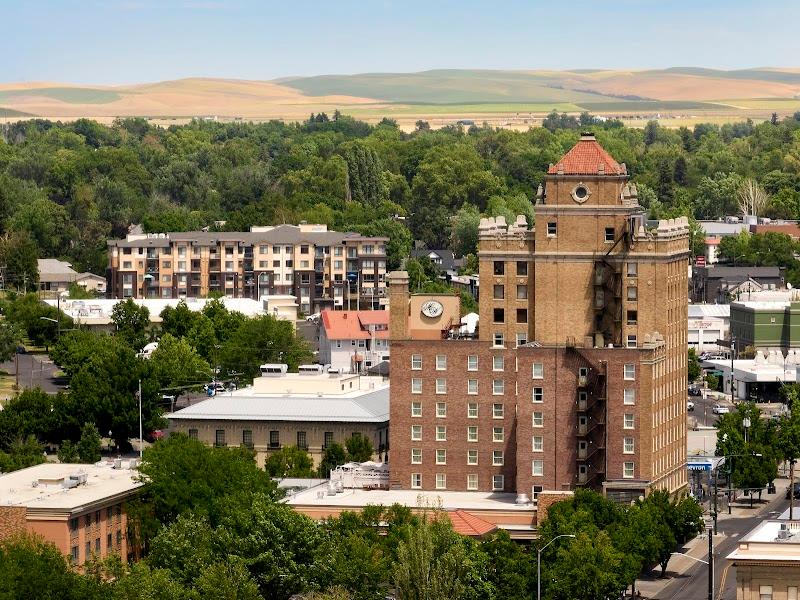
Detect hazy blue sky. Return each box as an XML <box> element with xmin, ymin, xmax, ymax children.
<box><xmin>3</xmin><ymin>0</ymin><xmax>799</xmax><ymax>84</ymax></box>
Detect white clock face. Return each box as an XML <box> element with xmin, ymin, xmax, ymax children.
<box><xmin>421</xmin><ymin>300</ymin><xmax>444</xmax><ymax>318</ymax></box>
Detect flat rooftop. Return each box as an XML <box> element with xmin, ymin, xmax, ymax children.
<box><xmin>0</xmin><ymin>462</ymin><xmax>142</xmax><ymax>512</ymax></box>
<box><xmin>727</xmin><ymin>520</ymin><xmax>800</xmax><ymax>562</ymax></box>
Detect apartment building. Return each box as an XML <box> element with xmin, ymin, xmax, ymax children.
<box><xmin>106</xmin><ymin>224</ymin><xmax>388</xmax><ymax>312</ymax></box>
<box><xmin>389</xmin><ymin>134</ymin><xmax>689</xmax><ymax>503</ymax></box>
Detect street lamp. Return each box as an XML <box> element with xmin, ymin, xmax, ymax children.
<box><xmin>712</xmin><ymin>451</ymin><xmax>763</xmax><ymax>527</ymax></box>
<box><xmin>670</xmin><ymin>527</ymin><xmax>714</xmax><ymax>600</ymax></box>
<box><xmin>537</xmin><ymin>534</ymin><xmax>576</xmax><ymax>600</ymax></box>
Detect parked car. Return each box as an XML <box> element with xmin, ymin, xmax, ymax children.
<box><xmin>786</xmin><ymin>483</ymin><xmax>800</xmax><ymax>500</ymax></box>
<box><xmin>712</xmin><ymin>404</ymin><xmax>730</xmax><ymax>415</ymax></box>
<box><xmin>687</xmin><ymin>401</ymin><xmax>695</xmax><ymax>412</ymax></box>
<box><xmin>306</xmin><ymin>313</ymin><xmax>321</xmax><ymax>323</ymax></box>
<box><xmin>688</xmin><ymin>385</ymin><xmax>702</xmax><ymax>396</ymax></box>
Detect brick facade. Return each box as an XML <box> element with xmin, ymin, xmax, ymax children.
<box><xmin>0</xmin><ymin>506</ymin><xmax>27</xmax><ymax>541</ymax></box>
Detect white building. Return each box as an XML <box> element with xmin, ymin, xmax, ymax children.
<box><xmin>688</xmin><ymin>304</ymin><xmax>730</xmax><ymax>353</ymax></box>
<box><xmin>704</xmin><ymin>351</ymin><xmax>799</xmax><ymax>402</ymax></box>
<box><xmin>727</xmin><ymin>520</ymin><xmax>800</xmax><ymax>600</ymax></box>
<box><xmin>318</xmin><ymin>310</ymin><xmax>390</xmax><ymax>373</ymax></box>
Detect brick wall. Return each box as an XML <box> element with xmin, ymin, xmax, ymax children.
<box><xmin>0</xmin><ymin>506</ymin><xmax>27</xmax><ymax>541</ymax></box>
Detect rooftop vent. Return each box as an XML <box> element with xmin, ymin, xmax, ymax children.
<box><xmin>260</xmin><ymin>363</ymin><xmax>288</xmax><ymax>376</ymax></box>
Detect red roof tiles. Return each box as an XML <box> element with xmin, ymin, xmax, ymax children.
<box><xmin>445</xmin><ymin>510</ymin><xmax>498</xmax><ymax>537</ymax></box>
<box><xmin>548</xmin><ymin>134</ymin><xmax>625</xmax><ymax>176</ymax></box>
<box><xmin>321</xmin><ymin>310</ymin><xmax>389</xmax><ymax>341</ymax></box>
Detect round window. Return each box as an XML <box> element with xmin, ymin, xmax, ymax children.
<box><xmin>574</xmin><ymin>186</ymin><xmax>588</xmax><ymax>199</ymax></box>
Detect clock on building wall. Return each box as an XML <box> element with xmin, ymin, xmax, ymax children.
<box><xmin>421</xmin><ymin>300</ymin><xmax>444</xmax><ymax>318</ymax></box>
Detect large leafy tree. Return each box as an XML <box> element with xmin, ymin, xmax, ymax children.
<box><xmin>264</xmin><ymin>445</ymin><xmax>315</xmax><ymax>478</ymax></box>
<box><xmin>149</xmin><ymin>333</ymin><xmax>211</xmax><ymax>393</ymax></box>
<box><xmin>111</xmin><ymin>298</ymin><xmax>151</xmax><ymax>351</ymax></box>
<box><xmin>0</xmin><ymin>231</ymin><xmax>39</xmax><ymax>291</ymax></box>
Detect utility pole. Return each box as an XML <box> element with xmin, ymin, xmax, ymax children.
<box><xmin>791</xmin><ymin>459</ymin><xmax>796</xmax><ymax>520</ymax></box>
<box><xmin>138</xmin><ymin>378</ymin><xmax>143</xmax><ymax>459</ymax></box>
<box><xmin>708</xmin><ymin>527</ymin><xmax>714</xmax><ymax>600</ymax></box>
<box><xmin>730</xmin><ymin>337</ymin><xmax>736</xmax><ymax>406</ymax></box>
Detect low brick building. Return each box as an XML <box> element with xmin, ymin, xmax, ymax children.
<box><xmin>728</xmin><ymin>519</ymin><xmax>800</xmax><ymax>600</ymax></box>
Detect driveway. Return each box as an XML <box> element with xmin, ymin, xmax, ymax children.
<box><xmin>0</xmin><ymin>353</ymin><xmax>66</xmax><ymax>395</ymax></box>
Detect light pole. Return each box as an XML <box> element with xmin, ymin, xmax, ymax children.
<box><xmin>670</xmin><ymin>527</ymin><xmax>713</xmax><ymax>600</ymax></box>
<box><xmin>537</xmin><ymin>533</ymin><xmax>575</xmax><ymax>600</ymax></box>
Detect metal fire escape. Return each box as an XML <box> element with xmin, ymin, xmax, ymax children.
<box><xmin>574</xmin><ymin>357</ymin><xmax>608</xmax><ymax>489</ymax></box>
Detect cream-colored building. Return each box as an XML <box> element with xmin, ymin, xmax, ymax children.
<box><xmin>166</xmin><ymin>368</ymin><xmax>389</xmax><ymax>467</ymax></box>
<box><xmin>728</xmin><ymin>519</ymin><xmax>800</xmax><ymax>600</ymax></box>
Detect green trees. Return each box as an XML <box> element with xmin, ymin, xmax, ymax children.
<box><xmin>344</xmin><ymin>142</ymin><xmax>387</xmax><ymax>205</ymax></box>
<box><xmin>0</xmin><ymin>231</ymin><xmax>39</xmax><ymax>291</ymax></box>
<box><xmin>0</xmin><ymin>320</ymin><xmax>22</xmax><ymax>361</ymax></box>
<box><xmin>76</xmin><ymin>422</ymin><xmax>102</xmax><ymax>463</ymax></box>
<box><xmin>688</xmin><ymin>348</ymin><xmax>700</xmax><ymax>382</ymax></box>
<box><xmin>264</xmin><ymin>445</ymin><xmax>315</xmax><ymax>478</ymax></box>
<box><xmin>111</xmin><ymin>298</ymin><xmax>151</xmax><ymax>351</ymax></box>
<box><xmin>716</xmin><ymin>402</ymin><xmax>780</xmax><ymax>492</ymax></box>
<box><xmin>3</xmin><ymin>293</ymin><xmax>73</xmax><ymax>347</ymax></box>
<box><xmin>318</xmin><ymin>442</ymin><xmax>347</xmax><ymax>477</ymax></box>
<box><xmin>149</xmin><ymin>333</ymin><xmax>211</xmax><ymax>393</ymax></box>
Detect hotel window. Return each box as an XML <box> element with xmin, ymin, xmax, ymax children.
<box><xmin>411</xmin><ymin>473</ymin><xmax>422</xmax><ymax>489</ymax></box>
<box><xmin>269</xmin><ymin>430</ymin><xmax>280</xmax><ymax>448</ymax></box>
<box><xmin>493</xmin><ymin>332</ymin><xmax>505</xmax><ymax>347</ymax></box>
<box><xmin>467</xmin><ymin>403</ymin><xmax>478</xmax><ymax>418</ymax></box>
<box><xmin>532</xmin><ymin>387</ymin><xmax>543</xmax><ymax>403</ymax></box>
<box><xmin>467</xmin><ymin>355</ymin><xmax>478</xmax><ymax>371</ymax></box>
<box><xmin>411</xmin><ymin>425</ymin><xmax>422</xmax><ymax>441</ymax></box>
<box><xmin>493</xmin><ymin>261</ymin><xmax>504</xmax><ymax>275</ymax></box>
<box><xmin>411</xmin><ymin>354</ymin><xmax>422</xmax><ymax>370</ymax></box>
<box><xmin>467</xmin><ymin>474</ymin><xmax>478</xmax><ymax>490</ymax></box>
<box><xmin>533</xmin><ymin>436</ymin><xmax>543</xmax><ymax>452</ymax></box>
<box><xmin>516</xmin><ymin>308</ymin><xmax>528</xmax><ymax>323</ymax></box>
<box><xmin>215</xmin><ymin>430</ymin><xmax>226</xmax><ymax>447</ymax></box>
<box><xmin>624</xmin><ymin>389</ymin><xmax>636</xmax><ymax>405</ymax></box>
<box><xmin>297</xmin><ymin>431</ymin><xmax>308</xmax><ymax>450</ymax></box>
<box><xmin>493</xmin><ymin>450</ymin><xmax>504</xmax><ymax>466</ymax></box>
<box><xmin>493</xmin><ymin>403</ymin><xmax>504</xmax><ymax>419</ymax></box>
<box><xmin>627</xmin><ymin>335</ymin><xmax>637</xmax><ymax>348</ymax></box>
<box><xmin>493</xmin><ymin>355</ymin><xmax>504</xmax><ymax>371</ymax></box>
<box><xmin>493</xmin><ymin>379</ymin><xmax>504</xmax><ymax>395</ymax></box>
<box><xmin>70</xmin><ymin>546</ymin><xmax>79</xmax><ymax>564</ymax></box>
<box><xmin>532</xmin><ymin>485</ymin><xmax>543</xmax><ymax>501</ymax></box>
<box><xmin>626</xmin><ymin>262</ymin><xmax>638</xmax><ymax>277</ymax></box>
<box><xmin>492</xmin><ymin>475</ymin><xmax>504</xmax><ymax>491</ymax></box>
<box><xmin>436</xmin><ymin>426</ymin><xmax>446</xmax><ymax>441</ymax></box>
<box><xmin>85</xmin><ymin>541</ymin><xmax>91</xmax><ymax>559</ymax></box>
<box><xmin>547</xmin><ymin>221</ymin><xmax>557</xmax><ymax>236</ymax></box>
<box><xmin>624</xmin><ymin>364</ymin><xmax>635</xmax><ymax>380</ymax></box>
<box><xmin>533</xmin><ymin>412</ymin><xmax>543</xmax><ymax>427</ymax></box>
<box><xmin>467</xmin><ymin>449</ymin><xmax>478</xmax><ymax>465</ymax></box>
<box><xmin>624</xmin><ymin>438</ymin><xmax>635</xmax><ymax>454</ymax></box>
<box><xmin>532</xmin><ymin>363</ymin><xmax>544</xmax><ymax>379</ymax></box>
<box><xmin>605</xmin><ymin>227</ymin><xmax>615</xmax><ymax>242</ymax></box>
<box><xmin>242</xmin><ymin>430</ymin><xmax>253</xmax><ymax>448</ymax></box>
<box><xmin>107</xmin><ymin>533</ymin><xmax>112</xmax><ymax>549</ymax></box>
<box><xmin>517</xmin><ymin>284</ymin><xmax>528</xmax><ymax>299</ymax></box>
<box><xmin>436</xmin><ymin>402</ymin><xmax>447</xmax><ymax>418</ymax></box>
<box><xmin>627</xmin><ymin>310</ymin><xmax>638</xmax><ymax>325</ymax></box>
<box><xmin>411</xmin><ymin>402</ymin><xmax>422</xmax><ymax>417</ymax></box>
<box><xmin>411</xmin><ymin>448</ymin><xmax>422</xmax><ymax>464</ymax></box>
<box><xmin>493</xmin><ymin>284</ymin><xmax>504</xmax><ymax>299</ymax></box>
<box><xmin>467</xmin><ymin>426</ymin><xmax>478</xmax><ymax>442</ymax></box>
<box><xmin>787</xmin><ymin>587</ymin><xmax>797</xmax><ymax>600</ymax></box>
<box><xmin>411</xmin><ymin>378</ymin><xmax>422</xmax><ymax>394</ymax></box>
<box><xmin>436</xmin><ymin>449</ymin><xmax>447</xmax><ymax>465</ymax></box>
<box><xmin>493</xmin><ymin>427</ymin><xmax>504</xmax><ymax>442</ymax></box>
<box><xmin>436</xmin><ymin>378</ymin><xmax>447</xmax><ymax>394</ymax></box>
<box><xmin>627</xmin><ymin>286</ymin><xmax>638</xmax><ymax>301</ymax></box>
<box><xmin>532</xmin><ymin>460</ymin><xmax>544</xmax><ymax>476</ymax></box>
<box><xmin>624</xmin><ymin>413</ymin><xmax>635</xmax><ymax>429</ymax></box>
<box><xmin>516</xmin><ymin>333</ymin><xmax>528</xmax><ymax>347</ymax></box>
<box><xmin>623</xmin><ymin>462</ymin><xmax>635</xmax><ymax>479</ymax></box>
<box><xmin>435</xmin><ymin>473</ymin><xmax>446</xmax><ymax>490</ymax></box>
<box><xmin>436</xmin><ymin>355</ymin><xmax>447</xmax><ymax>370</ymax></box>
<box><xmin>493</xmin><ymin>308</ymin><xmax>505</xmax><ymax>323</ymax></box>
<box><xmin>467</xmin><ymin>379</ymin><xmax>478</xmax><ymax>395</ymax></box>
<box><xmin>516</xmin><ymin>261</ymin><xmax>528</xmax><ymax>276</ymax></box>
<box><xmin>188</xmin><ymin>428</ymin><xmax>198</xmax><ymax>440</ymax></box>
<box><xmin>760</xmin><ymin>587</ymin><xmax>773</xmax><ymax>600</ymax></box>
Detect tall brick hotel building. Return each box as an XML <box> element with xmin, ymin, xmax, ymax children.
<box><xmin>389</xmin><ymin>134</ymin><xmax>689</xmax><ymax>503</ymax></box>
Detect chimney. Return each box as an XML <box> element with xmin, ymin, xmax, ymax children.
<box><xmin>387</xmin><ymin>271</ymin><xmax>410</xmax><ymax>341</ymax></box>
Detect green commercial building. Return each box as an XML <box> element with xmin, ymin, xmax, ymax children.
<box><xmin>729</xmin><ymin>301</ymin><xmax>800</xmax><ymax>350</ymax></box>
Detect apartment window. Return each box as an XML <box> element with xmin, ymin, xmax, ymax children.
<box><xmin>516</xmin><ymin>261</ymin><xmax>528</xmax><ymax>276</ymax></box>
<box><xmin>411</xmin><ymin>473</ymin><xmax>422</xmax><ymax>489</ymax></box>
<box><xmin>436</xmin><ymin>402</ymin><xmax>447</xmax><ymax>418</ymax></box>
<box><xmin>178</xmin><ymin>246</ymin><xmax>187</xmax><ymax>257</ymax></box>
<box><xmin>436</xmin><ymin>355</ymin><xmax>447</xmax><ymax>370</ymax></box>
<box><xmin>532</xmin><ymin>363</ymin><xmax>544</xmax><ymax>379</ymax></box>
<box><xmin>215</xmin><ymin>430</ymin><xmax>226</xmax><ymax>447</ymax></box>
<box><xmin>493</xmin><ymin>261</ymin><xmax>504</xmax><ymax>275</ymax></box>
<box><xmin>624</xmin><ymin>364</ymin><xmax>635</xmax><ymax>380</ymax></box>
<box><xmin>623</xmin><ymin>462</ymin><xmax>635</xmax><ymax>479</ymax></box>
<box><xmin>533</xmin><ymin>436</ymin><xmax>543</xmax><ymax>452</ymax></box>
<box><xmin>334</xmin><ymin>246</ymin><xmax>343</xmax><ymax>256</ymax></box>
<box><xmin>467</xmin><ymin>355</ymin><xmax>478</xmax><ymax>371</ymax></box>
<box><xmin>334</xmin><ymin>260</ymin><xmax>343</xmax><ymax>269</ymax></box>
<box><xmin>69</xmin><ymin>518</ymin><xmax>78</xmax><ymax>532</ymax></box>
<box><xmin>85</xmin><ymin>541</ymin><xmax>91</xmax><ymax>559</ymax></box>
<box><xmin>467</xmin><ymin>379</ymin><xmax>478</xmax><ymax>395</ymax></box>
<box><xmin>493</xmin><ymin>403</ymin><xmax>504</xmax><ymax>419</ymax></box>
<box><xmin>493</xmin><ymin>332</ymin><xmax>504</xmax><ymax>347</ymax></box>
<box><xmin>411</xmin><ymin>402</ymin><xmax>422</xmax><ymax>417</ymax></box>
<box><xmin>411</xmin><ymin>378</ymin><xmax>422</xmax><ymax>394</ymax></box>
<box><xmin>624</xmin><ymin>389</ymin><xmax>636</xmax><ymax>405</ymax></box>
<box><xmin>296</xmin><ymin>431</ymin><xmax>308</xmax><ymax>450</ymax></box>
<box><xmin>627</xmin><ymin>286</ymin><xmax>638</xmax><ymax>301</ymax></box>
<box><xmin>624</xmin><ymin>413</ymin><xmax>635</xmax><ymax>429</ymax></box>
<box><xmin>627</xmin><ymin>310</ymin><xmax>638</xmax><ymax>325</ymax></box>
<box><xmin>489</xmin><ymin>450</ymin><xmax>502</xmax><ymax>466</ymax></box>
<box><xmin>624</xmin><ymin>438</ymin><xmax>635</xmax><ymax>454</ymax></box>
<box><xmin>242</xmin><ymin>430</ymin><xmax>253</xmax><ymax>448</ymax></box>
<box><xmin>516</xmin><ymin>333</ymin><xmax>528</xmax><ymax>347</ymax></box>
<box><xmin>516</xmin><ymin>308</ymin><xmax>528</xmax><ymax>323</ymax></box>
<box><xmin>467</xmin><ymin>426</ymin><xmax>478</xmax><ymax>442</ymax></box>
<box><xmin>493</xmin><ymin>285</ymin><xmax>504</xmax><ymax>299</ymax></box>
<box><xmin>532</xmin><ymin>387</ymin><xmax>543</xmax><ymax>403</ymax></box>
<box><xmin>411</xmin><ymin>354</ymin><xmax>422</xmax><ymax>370</ymax></box>
<box><xmin>627</xmin><ymin>262</ymin><xmax>638</xmax><ymax>278</ymax></box>
<box><xmin>186</xmin><ymin>428</ymin><xmax>197</xmax><ymax>441</ymax></box>
<box><xmin>467</xmin><ymin>449</ymin><xmax>478</xmax><ymax>465</ymax></box>
<box><xmin>324</xmin><ymin>431</ymin><xmax>334</xmax><ymax>449</ymax></box>
<box><xmin>493</xmin><ymin>308</ymin><xmax>505</xmax><ymax>323</ymax></box>
<box><xmin>493</xmin><ymin>379</ymin><xmax>504</xmax><ymax>395</ymax></box>
<box><xmin>517</xmin><ymin>284</ymin><xmax>528</xmax><ymax>299</ymax></box>
<box><xmin>411</xmin><ymin>448</ymin><xmax>422</xmax><ymax>464</ymax></box>
<box><xmin>436</xmin><ymin>426</ymin><xmax>447</xmax><ymax>441</ymax></box>
<box><xmin>107</xmin><ymin>533</ymin><xmax>112</xmax><ymax>550</ymax></box>
<box><xmin>224</xmin><ymin>261</ymin><xmax>233</xmax><ymax>271</ymax></box>
<box><xmin>467</xmin><ymin>474</ymin><xmax>478</xmax><ymax>490</ymax></box>
<box><xmin>436</xmin><ymin>449</ymin><xmax>447</xmax><ymax>465</ymax></box>
<box><xmin>492</xmin><ymin>427</ymin><xmax>504</xmax><ymax>442</ymax></box>
<box><xmin>533</xmin><ymin>412</ymin><xmax>543</xmax><ymax>427</ymax></box>
<box><xmin>627</xmin><ymin>335</ymin><xmax>637</xmax><ymax>348</ymax></box>
<box><xmin>70</xmin><ymin>546</ymin><xmax>79</xmax><ymax>564</ymax></box>
<box><xmin>123</xmin><ymin>261</ymin><xmax>132</xmax><ymax>269</ymax></box>
<box><xmin>532</xmin><ymin>460</ymin><xmax>544</xmax><ymax>476</ymax></box>
<box><xmin>411</xmin><ymin>425</ymin><xmax>422</xmax><ymax>440</ymax></box>
<box><xmin>492</xmin><ymin>475</ymin><xmax>504</xmax><ymax>491</ymax></box>
<box><xmin>436</xmin><ymin>378</ymin><xmax>447</xmax><ymax>394</ymax></box>
<box><xmin>467</xmin><ymin>402</ymin><xmax>478</xmax><ymax>418</ymax></box>
<box><xmin>435</xmin><ymin>473</ymin><xmax>447</xmax><ymax>490</ymax></box>
<box><xmin>161</xmin><ymin>260</ymin><xmax>171</xmax><ymax>269</ymax></box>
<box><xmin>493</xmin><ymin>355</ymin><xmax>504</xmax><ymax>371</ymax></box>
<box><xmin>547</xmin><ymin>221</ymin><xmax>557</xmax><ymax>236</ymax></box>
<box><xmin>604</xmin><ymin>227</ymin><xmax>615</xmax><ymax>242</ymax></box>
<box><xmin>299</xmin><ymin>245</ymin><xmax>309</xmax><ymax>255</ymax></box>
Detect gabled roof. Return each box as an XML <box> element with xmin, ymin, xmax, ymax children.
<box><xmin>321</xmin><ymin>310</ymin><xmax>389</xmax><ymax>340</ymax></box>
<box><xmin>445</xmin><ymin>510</ymin><xmax>498</xmax><ymax>537</ymax></box>
<box><xmin>548</xmin><ymin>133</ymin><xmax>625</xmax><ymax>176</ymax></box>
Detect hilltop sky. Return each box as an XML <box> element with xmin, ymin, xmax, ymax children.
<box><xmin>3</xmin><ymin>0</ymin><xmax>799</xmax><ymax>84</ymax></box>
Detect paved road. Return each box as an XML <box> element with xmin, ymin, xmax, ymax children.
<box><xmin>689</xmin><ymin>392</ymin><xmax>731</xmax><ymax>428</ymax></box>
<box><xmin>0</xmin><ymin>353</ymin><xmax>65</xmax><ymax>394</ymax></box>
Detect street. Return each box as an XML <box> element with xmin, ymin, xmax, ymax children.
<box><xmin>689</xmin><ymin>391</ymin><xmax>732</xmax><ymax>428</ymax></box>
<box><xmin>0</xmin><ymin>353</ymin><xmax>66</xmax><ymax>395</ymax></box>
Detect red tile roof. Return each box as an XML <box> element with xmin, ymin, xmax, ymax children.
<box><xmin>548</xmin><ymin>134</ymin><xmax>625</xmax><ymax>176</ymax></box>
<box><xmin>445</xmin><ymin>510</ymin><xmax>497</xmax><ymax>537</ymax></box>
<box><xmin>750</xmin><ymin>223</ymin><xmax>800</xmax><ymax>239</ymax></box>
<box><xmin>321</xmin><ymin>310</ymin><xmax>389</xmax><ymax>340</ymax></box>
